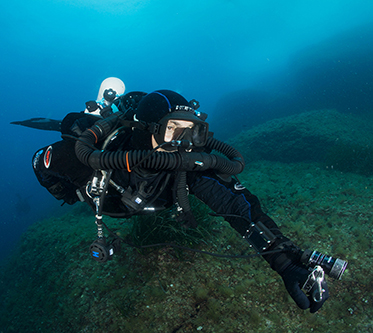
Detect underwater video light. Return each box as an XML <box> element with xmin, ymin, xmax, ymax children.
<box><xmin>301</xmin><ymin>249</ymin><xmax>348</xmax><ymax>280</ymax></box>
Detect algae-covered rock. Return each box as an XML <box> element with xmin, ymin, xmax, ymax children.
<box><xmin>0</xmin><ymin>161</ymin><xmax>372</xmax><ymax>332</ymax></box>
<box><xmin>228</xmin><ymin>109</ymin><xmax>373</xmax><ymax>175</ymax></box>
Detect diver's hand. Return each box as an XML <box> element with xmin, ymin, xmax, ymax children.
<box><xmin>280</xmin><ymin>262</ymin><xmax>329</xmax><ymax>313</ymax></box>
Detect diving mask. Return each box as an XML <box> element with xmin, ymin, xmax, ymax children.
<box><xmin>154</xmin><ymin>112</ymin><xmax>209</xmax><ymax>149</ymax></box>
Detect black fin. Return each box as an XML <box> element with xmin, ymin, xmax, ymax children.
<box><xmin>10</xmin><ymin>117</ymin><xmax>62</xmax><ymax>131</ymax></box>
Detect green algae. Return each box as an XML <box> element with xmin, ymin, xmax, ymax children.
<box><xmin>0</xmin><ymin>158</ymin><xmax>372</xmax><ymax>332</ymax></box>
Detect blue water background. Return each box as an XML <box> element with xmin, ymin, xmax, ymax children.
<box><xmin>0</xmin><ymin>0</ymin><xmax>372</xmax><ymax>262</ymax></box>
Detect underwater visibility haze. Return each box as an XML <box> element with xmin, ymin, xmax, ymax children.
<box><xmin>0</xmin><ymin>0</ymin><xmax>373</xmax><ymax>332</ymax></box>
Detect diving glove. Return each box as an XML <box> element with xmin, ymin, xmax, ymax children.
<box><xmin>244</xmin><ymin>219</ymin><xmax>330</xmax><ymax>312</ymax></box>
<box><xmin>259</xmin><ymin>237</ymin><xmax>329</xmax><ymax>313</ymax></box>
<box><xmin>279</xmin><ymin>260</ymin><xmax>329</xmax><ymax>313</ymax></box>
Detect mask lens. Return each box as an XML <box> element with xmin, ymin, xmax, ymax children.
<box><xmin>172</xmin><ymin>127</ymin><xmax>185</xmax><ymax>141</ymax></box>
<box><xmin>191</xmin><ymin>123</ymin><xmax>208</xmax><ymax>146</ymax></box>
<box><xmin>163</xmin><ymin>119</ymin><xmax>208</xmax><ymax>147</ymax></box>
<box><xmin>164</xmin><ymin>120</ymin><xmax>194</xmax><ymax>142</ymax></box>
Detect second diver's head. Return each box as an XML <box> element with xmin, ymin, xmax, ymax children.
<box><xmin>133</xmin><ymin>90</ymin><xmax>209</xmax><ymax>151</ymax></box>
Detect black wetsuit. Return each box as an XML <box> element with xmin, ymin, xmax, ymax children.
<box><xmin>32</xmin><ymin>112</ymin><xmax>280</xmax><ymax>240</ymax></box>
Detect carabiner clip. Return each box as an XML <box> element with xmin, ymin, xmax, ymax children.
<box><xmin>302</xmin><ymin>265</ymin><xmax>326</xmax><ymax>302</ymax></box>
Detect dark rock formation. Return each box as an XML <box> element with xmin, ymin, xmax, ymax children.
<box><xmin>228</xmin><ymin>109</ymin><xmax>373</xmax><ymax>175</ymax></box>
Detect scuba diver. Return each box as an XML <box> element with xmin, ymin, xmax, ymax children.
<box><xmin>15</xmin><ymin>78</ymin><xmax>347</xmax><ymax>313</ymax></box>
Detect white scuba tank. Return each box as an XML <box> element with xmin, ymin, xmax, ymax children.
<box><xmin>85</xmin><ymin>77</ymin><xmax>126</xmax><ymax>116</ymax></box>
<box><xmin>97</xmin><ymin>77</ymin><xmax>125</xmax><ymax>102</ymax></box>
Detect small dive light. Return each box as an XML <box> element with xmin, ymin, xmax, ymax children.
<box><xmin>89</xmin><ymin>237</ymin><xmax>121</xmax><ymax>263</ymax></box>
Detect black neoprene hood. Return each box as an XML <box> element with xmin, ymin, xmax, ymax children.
<box><xmin>135</xmin><ymin>90</ymin><xmax>201</xmax><ymax>123</ymax></box>
<box><xmin>133</xmin><ymin>90</ymin><xmax>209</xmax><ymax>149</ymax></box>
